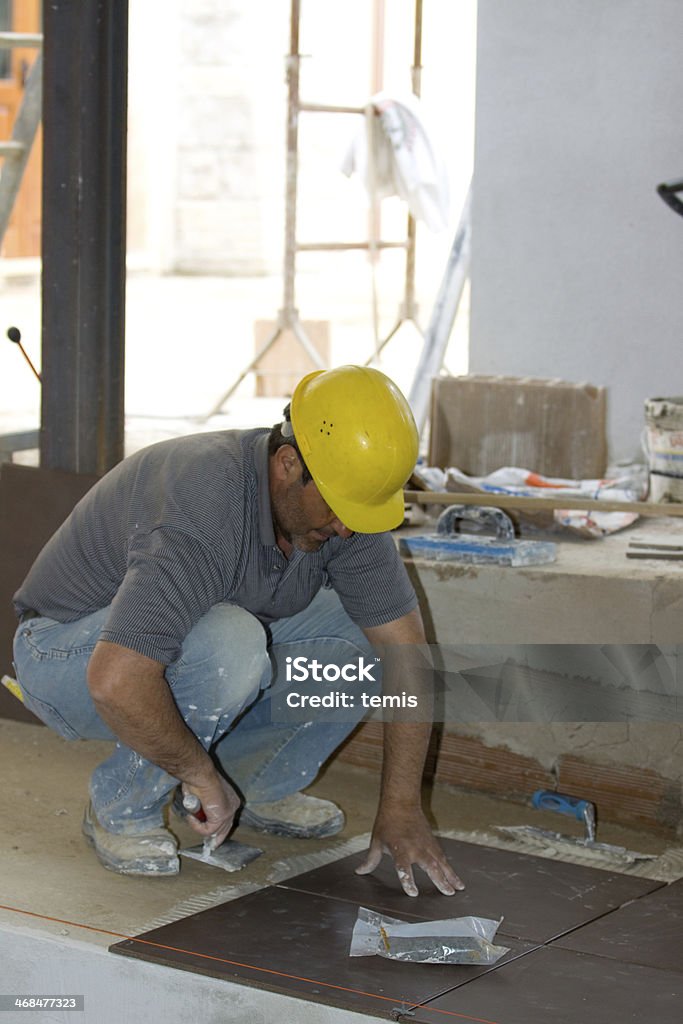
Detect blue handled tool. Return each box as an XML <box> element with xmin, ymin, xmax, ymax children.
<box><xmin>399</xmin><ymin>505</ymin><xmax>557</xmax><ymax>567</ymax></box>
<box><xmin>495</xmin><ymin>788</ymin><xmax>656</xmax><ymax>864</ymax></box>
<box><xmin>531</xmin><ymin>790</ymin><xmax>596</xmax><ymax>842</ymax></box>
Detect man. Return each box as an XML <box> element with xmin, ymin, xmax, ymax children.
<box><xmin>13</xmin><ymin>364</ymin><xmax>463</xmax><ymax>897</ymax></box>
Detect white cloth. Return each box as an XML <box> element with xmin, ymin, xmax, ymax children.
<box><xmin>341</xmin><ymin>91</ymin><xmax>450</xmax><ymax>232</ymax></box>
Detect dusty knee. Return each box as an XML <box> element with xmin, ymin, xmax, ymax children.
<box><xmin>170</xmin><ymin>604</ymin><xmax>269</xmax><ymax>706</ymax></box>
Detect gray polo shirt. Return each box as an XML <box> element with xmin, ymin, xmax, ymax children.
<box><xmin>14</xmin><ymin>429</ymin><xmax>417</xmax><ymax>664</ymax></box>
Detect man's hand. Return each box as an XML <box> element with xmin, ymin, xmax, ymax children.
<box><xmin>182</xmin><ymin>775</ymin><xmax>242</xmax><ymax>848</ymax></box>
<box><xmin>355</xmin><ymin>806</ymin><xmax>465</xmax><ymax>897</ymax></box>
<box><xmin>361</xmin><ymin>610</ymin><xmax>463</xmax><ymax>897</ymax></box>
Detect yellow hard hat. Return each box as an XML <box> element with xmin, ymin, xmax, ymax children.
<box><xmin>290</xmin><ymin>365</ymin><xmax>419</xmax><ymax>533</ymax></box>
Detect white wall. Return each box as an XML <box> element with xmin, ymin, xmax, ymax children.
<box><xmin>127</xmin><ymin>0</ymin><xmax>286</xmax><ymax>275</ymax></box>
<box><xmin>470</xmin><ymin>0</ymin><xmax>683</xmax><ymax>463</ymax></box>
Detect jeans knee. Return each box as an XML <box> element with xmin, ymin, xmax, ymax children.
<box><xmin>170</xmin><ymin>604</ymin><xmax>269</xmax><ymax>710</ymax></box>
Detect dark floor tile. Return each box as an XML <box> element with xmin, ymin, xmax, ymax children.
<box><xmin>554</xmin><ymin>876</ymin><xmax>683</xmax><ymax>972</ymax></box>
<box><xmin>278</xmin><ymin>838</ymin><xmax>662</xmax><ymax>943</ymax></box>
<box><xmin>401</xmin><ymin>946</ymin><xmax>683</xmax><ymax>1024</ymax></box>
<box><xmin>111</xmin><ymin>885</ymin><xmax>531</xmax><ymax>1020</ymax></box>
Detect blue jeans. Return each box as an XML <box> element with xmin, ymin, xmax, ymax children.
<box><xmin>13</xmin><ymin>588</ymin><xmax>377</xmax><ymax>834</ymax></box>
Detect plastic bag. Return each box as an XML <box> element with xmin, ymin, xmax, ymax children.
<box><xmin>349</xmin><ymin>906</ymin><xmax>510</xmax><ymax>965</ymax></box>
<box><xmin>411</xmin><ymin>463</ymin><xmax>648</xmax><ymax>539</ymax></box>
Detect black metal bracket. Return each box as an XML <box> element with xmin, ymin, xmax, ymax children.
<box><xmin>656</xmin><ymin>178</ymin><xmax>683</xmax><ymax>217</ymax></box>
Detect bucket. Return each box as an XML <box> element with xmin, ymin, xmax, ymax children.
<box><xmin>644</xmin><ymin>397</ymin><xmax>683</xmax><ymax>502</ymax></box>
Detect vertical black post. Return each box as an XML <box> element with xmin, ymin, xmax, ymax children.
<box><xmin>41</xmin><ymin>0</ymin><xmax>128</xmax><ymax>475</ymax></box>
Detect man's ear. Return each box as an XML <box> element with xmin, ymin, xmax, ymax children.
<box><xmin>272</xmin><ymin>444</ymin><xmax>301</xmax><ymax>481</ymax></box>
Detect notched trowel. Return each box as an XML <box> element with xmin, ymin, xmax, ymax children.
<box><xmin>399</xmin><ymin>506</ymin><xmax>557</xmax><ymax>567</ymax></box>
<box><xmin>496</xmin><ymin>790</ymin><xmax>657</xmax><ymax>865</ymax></box>
<box><xmin>178</xmin><ymin>792</ymin><xmax>263</xmax><ymax>872</ymax></box>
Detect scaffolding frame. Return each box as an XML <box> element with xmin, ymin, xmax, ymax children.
<box><xmin>207</xmin><ymin>0</ymin><xmax>424</xmax><ymax>417</ymax></box>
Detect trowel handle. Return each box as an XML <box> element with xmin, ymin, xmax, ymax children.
<box><xmin>531</xmin><ymin>790</ymin><xmax>593</xmax><ymax>823</ymax></box>
<box><xmin>436</xmin><ymin>504</ymin><xmax>516</xmax><ymax>541</ymax></box>
<box><xmin>182</xmin><ymin>790</ymin><xmax>207</xmax><ymax>822</ymax></box>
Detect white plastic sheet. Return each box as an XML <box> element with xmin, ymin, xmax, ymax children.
<box><xmin>349</xmin><ymin>906</ymin><xmax>510</xmax><ymax>965</ymax></box>
<box><xmin>341</xmin><ymin>92</ymin><xmax>450</xmax><ymax>232</ymax></box>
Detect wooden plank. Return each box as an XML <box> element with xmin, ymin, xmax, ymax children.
<box><xmin>626</xmin><ymin>550</ymin><xmax>683</xmax><ymax>560</ymax></box>
<box><xmin>404</xmin><ymin>489</ymin><xmax>683</xmax><ymax>518</ymax></box>
<box><xmin>253</xmin><ymin>319</ymin><xmax>330</xmax><ymax>397</ymax></box>
<box><xmin>629</xmin><ymin>539</ymin><xmax>683</xmax><ymax>551</ymax></box>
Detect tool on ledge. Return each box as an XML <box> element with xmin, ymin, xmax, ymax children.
<box><xmin>178</xmin><ymin>790</ymin><xmax>263</xmax><ymax>872</ymax></box>
<box><xmin>656</xmin><ymin>177</ymin><xmax>683</xmax><ymax>218</ymax></box>
<box><xmin>496</xmin><ymin>789</ymin><xmax>656</xmax><ymax>864</ymax></box>
<box><xmin>399</xmin><ymin>505</ymin><xmax>557</xmax><ymax>567</ymax></box>
<box><xmin>627</xmin><ymin>536</ymin><xmax>683</xmax><ymax>560</ymax></box>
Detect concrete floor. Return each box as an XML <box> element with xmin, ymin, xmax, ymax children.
<box><xmin>1</xmin><ymin>716</ymin><xmax>680</xmax><ymax>1023</ymax></box>
<box><xmin>1</xmin><ymin>716</ymin><xmax>676</xmax><ymax>939</ymax></box>
<box><xmin>3</xmin><ymin>644</ymin><xmax>680</xmax><ymax>1014</ymax></box>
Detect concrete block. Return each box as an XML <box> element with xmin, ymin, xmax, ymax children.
<box><xmin>180</xmin><ymin>15</ymin><xmax>243</xmax><ymax>66</ymax></box>
<box><xmin>428</xmin><ymin>375</ymin><xmax>607</xmax><ymax>478</ymax></box>
<box><xmin>180</xmin><ymin>96</ymin><xmax>252</xmax><ymax>147</ymax></box>
<box><xmin>252</xmin><ymin>320</ymin><xmax>331</xmax><ymax>397</ymax></box>
<box><xmin>177</xmin><ymin>150</ymin><xmax>221</xmax><ymax>200</ymax></box>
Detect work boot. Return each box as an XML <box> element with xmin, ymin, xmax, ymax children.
<box><xmin>82</xmin><ymin>801</ymin><xmax>179</xmax><ymax>876</ymax></box>
<box><xmin>240</xmin><ymin>792</ymin><xmax>345</xmax><ymax>839</ymax></box>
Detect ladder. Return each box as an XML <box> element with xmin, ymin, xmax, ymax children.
<box><xmin>206</xmin><ymin>0</ymin><xmax>470</xmax><ymax>423</ymax></box>
<box><xmin>0</xmin><ymin>32</ymin><xmax>43</xmax><ymax>253</ymax></box>
<box><xmin>206</xmin><ymin>0</ymin><xmax>426</xmax><ymax>418</ymax></box>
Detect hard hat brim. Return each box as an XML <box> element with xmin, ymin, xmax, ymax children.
<box><xmin>317</xmin><ymin>479</ymin><xmax>406</xmax><ymax>534</ymax></box>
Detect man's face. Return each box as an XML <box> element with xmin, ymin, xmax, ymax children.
<box><xmin>271</xmin><ymin>450</ymin><xmax>353</xmax><ymax>553</ymax></box>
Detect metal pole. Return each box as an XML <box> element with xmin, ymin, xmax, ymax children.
<box><xmin>368</xmin><ymin>0</ymin><xmax>385</xmax><ymax>265</ymax></box>
<box><xmin>412</xmin><ymin>0</ymin><xmax>423</xmax><ymax>95</ymax></box>
<box><xmin>40</xmin><ymin>0</ymin><xmax>128</xmax><ymax>475</ymax></box>
<box><xmin>403</xmin><ymin>0</ymin><xmax>423</xmax><ymax>321</ymax></box>
<box><xmin>282</xmin><ymin>0</ymin><xmax>301</xmax><ymax>315</ymax></box>
<box><xmin>365</xmin><ymin>0</ymin><xmax>425</xmax><ymax>366</ymax></box>
<box><xmin>408</xmin><ymin>186</ymin><xmax>472</xmax><ymax>435</ymax></box>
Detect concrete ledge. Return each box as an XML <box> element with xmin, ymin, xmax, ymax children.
<box><xmin>1</xmin><ymin>922</ymin><xmax>370</xmax><ymax>1024</ymax></box>
<box><xmin>403</xmin><ymin>516</ymin><xmax>683</xmax><ymax>644</ymax></box>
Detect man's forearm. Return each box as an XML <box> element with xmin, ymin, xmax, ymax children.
<box><xmin>87</xmin><ymin>640</ymin><xmax>215</xmax><ymax>784</ymax></box>
<box><xmin>380</xmin><ymin>719</ymin><xmax>432</xmax><ymax>809</ymax></box>
<box><xmin>363</xmin><ymin>608</ymin><xmax>434</xmax><ymax>810</ymax></box>
<box><xmin>359</xmin><ymin>612</ymin><xmax>463</xmax><ymax>894</ymax></box>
